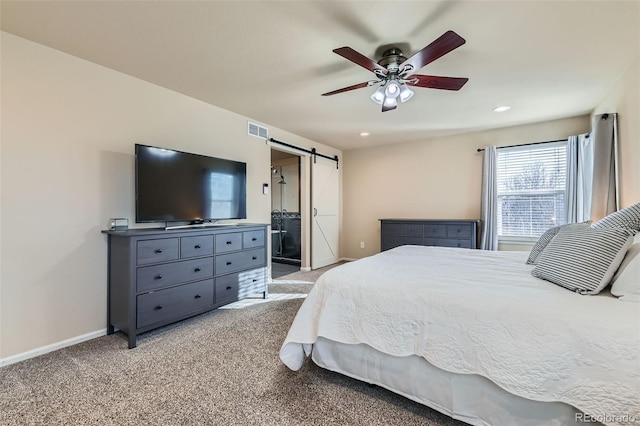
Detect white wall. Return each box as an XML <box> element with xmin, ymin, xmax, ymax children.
<box><xmin>0</xmin><ymin>32</ymin><xmax>341</xmax><ymax>360</ymax></box>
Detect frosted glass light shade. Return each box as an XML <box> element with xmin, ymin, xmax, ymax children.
<box><xmin>383</xmin><ymin>96</ymin><xmax>398</xmax><ymax>108</ymax></box>
<box><xmin>384</xmin><ymin>81</ymin><xmax>400</xmax><ymax>98</ymax></box>
<box><xmin>399</xmin><ymin>85</ymin><xmax>414</xmax><ymax>103</ymax></box>
<box><xmin>370</xmin><ymin>86</ymin><xmax>385</xmax><ymax>104</ymax></box>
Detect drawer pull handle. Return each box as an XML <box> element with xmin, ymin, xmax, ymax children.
<box><xmin>194</xmin><ymin>244</ymin><xmax>201</xmax><ymax>249</ymax></box>
<box><xmin>252</xmin><ymin>256</ymin><xmax>257</xmax><ymax>260</ymax></box>
<box><xmin>252</xmin><ymin>237</ymin><xmax>257</xmax><ymax>241</ymax></box>
<box><xmin>226</xmin><ymin>241</ymin><xmax>232</xmax><ymax>245</ymax></box>
<box><xmin>194</xmin><ymin>294</ymin><xmax>201</xmax><ymax>299</ymax></box>
<box><xmin>226</xmin><ymin>286</ymin><xmax>232</xmax><ymax>291</ymax></box>
<box><xmin>154</xmin><ymin>249</ymin><xmax>163</xmax><ymax>254</ymax></box>
<box><xmin>194</xmin><ymin>268</ymin><xmax>201</xmax><ymax>273</ymax></box>
<box><xmin>154</xmin><ymin>275</ymin><xmax>162</xmax><ymax>280</ymax></box>
<box><xmin>154</xmin><ymin>305</ymin><xmax>163</xmax><ymax>311</ymax></box>
<box><xmin>226</xmin><ymin>261</ymin><xmax>232</xmax><ymax>266</ymax></box>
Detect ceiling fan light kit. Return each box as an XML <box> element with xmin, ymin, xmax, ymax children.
<box><xmin>322</xmin><ymin>30</ymin><xmax>469</xmax><ymax>112</ymax></box>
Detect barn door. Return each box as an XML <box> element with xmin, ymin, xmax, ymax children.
<box><xmin>311</xmin><ymin>155</ymin><xmax>339</xmax><ymax>269</ymax></box>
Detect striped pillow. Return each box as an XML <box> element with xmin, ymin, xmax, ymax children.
<box><xmin>532</xmin><ymin>227</ymin><xmax>633</xmax><ymax>294</ymax></box>
<box><xmin>526</xmin><ymin>222</ymin><xmax>590</xmax><ymax>265</ymax></box>
<box><xmin>592</xmin><ymin>202</ymin><xmax>640</xmax><ymax>234</ymax></box>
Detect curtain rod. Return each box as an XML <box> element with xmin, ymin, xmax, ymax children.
<box><xmin>476</xmin><ymin>138</ymin><xmax>570</xmax><ymax>153</ymax></box>
<box><xmin>268</xmin><ymin>137</ymin><xmax>339</xmax><ymax>169</ymax></box>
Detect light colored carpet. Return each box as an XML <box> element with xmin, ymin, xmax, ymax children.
<box><xmin>272</xmin><ymin>261</ymin><xmax>348</xmax><ymax>284</ymax></box>
<box><xmin>0</xmin><ymin>261</ymin><xmax>464</xmax><ymax>426</ymax></box>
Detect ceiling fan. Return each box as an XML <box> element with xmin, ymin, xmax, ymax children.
<box><xmin>322</xmin><ymin>30</ymin><xmax>469</xmax><ymax>112</ymax></box>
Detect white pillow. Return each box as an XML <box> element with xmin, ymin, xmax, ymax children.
<box><xmin>610</xmin><ymin>233</ymin><xmax>640</xmax><ymax>302</ymax></box>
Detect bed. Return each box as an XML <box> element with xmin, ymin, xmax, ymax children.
<box><xmin>279</xmin><ymin>245</ymin><xmax>640</xmax><ymax>426</ymax></box>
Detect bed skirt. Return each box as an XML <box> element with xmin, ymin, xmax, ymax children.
<box><xmin>312</xmin><ymin>337</ymin><xmax>600</xmax><ymax>426</ymax></box>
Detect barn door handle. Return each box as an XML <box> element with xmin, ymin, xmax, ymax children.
<box><xmin>313</xmin><ymin>208</ymin><xmax>318</xmax><ymax>217</ymax></box>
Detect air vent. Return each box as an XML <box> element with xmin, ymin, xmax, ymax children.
<box><xmin>248</xmin><ymin>122</ymin><xmax>268</xmax><ymax>139</ymax></box>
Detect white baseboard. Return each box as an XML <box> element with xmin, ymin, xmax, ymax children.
<box><xmin>0</xmin><ymin>329</ymin><xmax>107</xmax><ymax>368</ymax></box>
<box><xmin>340</xmin><ymin>257</ymin><xmax>356</xmax><ymax>262</ymax></box>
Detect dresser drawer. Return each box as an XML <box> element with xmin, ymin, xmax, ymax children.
<box><xmin>137</xmin><ymin>257</ymin><xmax>214</xmax><ymax>293</ymax></box>
<box><xmin>382</xmin><ymin>222</ymin><xmax>402</xmax><ymax>236</ymax></box>
<box><xmin>425</xmin><ymin>225</ymin><xmax>447</xmax><ymax>238</ymax></box>
<box><xmin>137</xmin><ymin>279</ymin><xmax>214</xmax><ymax>328</ymax></box>
<box><xmin>180</xmin><ymin>235</ymin><xmax>214</xmax><ymax>258</ymax></box>
<box><xmin>243</xmin><ymin>230</ymin><xmax>265</xmax><ymax>248</ymax></box>
<box><xmin>215</xmin><ymin>248</ymin><xmax>266</xmax><ymax>276</ymax></box>
<box><xmin>215</xmin><ymin>233</ymin><xmax>243</xmax><ymax>253</ymax></box>
<box><xmin>447</xmin><ymin>224</ymin><xmax>473</xmax><ymax>239</ymax></box>
<box><xmin>137</xmin><ymin>238</ymin><xmax>179</xmax><ymax>265</ymax></box>
<box><xmin>425</xmin><ymin>238</ymin><xmax>472</xmax><ymax>249</ymax></box>
<box><xmin>401</xmin><ymin>224</ymin><xmax>423</xmax><ymax>237</ymax></box>
<box><xmin>382</xmin><ymin>236</ymin><xmax>423</xmax><ymax>251</ymax></box>
<box><xmin>215</xmin><ymin>273</ymin><xmax>240</xmax><ymax>305</ymax></box>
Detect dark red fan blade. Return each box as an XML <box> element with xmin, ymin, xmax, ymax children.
<box><xmin>382</xmin><ymin>102</ymin><xmax>397</xmax><ymax>112</ymax></box>
<box><xmin>399</xmin><ymin>30</ymin><xmax>466</xmax><ymax>73</ymax></box>
<box><xmin>321</xmin><ymin>81</ymin><xmax>372</xmax><ymax>96</ymax></box>
<box><xmin>407</xmin><ymin>75</ymin><xmax>469</xmax><ymax>91</ymax></box>
<box><xmin>333</xmin><ymin>47</ymin><xmax>388</xmax><ymax>74</ymax></box>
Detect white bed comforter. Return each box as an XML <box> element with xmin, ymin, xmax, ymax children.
<box><xmin>280</xmin><ymin>246</ymin><xmax>640</xmax><ymax>425</ymax></box>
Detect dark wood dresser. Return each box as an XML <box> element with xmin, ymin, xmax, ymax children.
<box><xmin>103</xmin><ymin>224</ymin><xmax>268</xmax><ymax>348</ymax></box>
<box><xmin>380</xmin><ymin>219</ymin><xmax>481</xmax><ymax>251</ymax></box>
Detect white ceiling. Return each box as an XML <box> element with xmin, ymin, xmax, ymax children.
<box><xmin>1</xmin><ymin>1</ymin><xmax>638</xmax><ymax>151</ymax></box>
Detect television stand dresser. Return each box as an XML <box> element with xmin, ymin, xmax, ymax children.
<box><xmin>103</xmin><ymin>224</ymin><xmax>268</xmax><ymax>348</ymax></box>
<box><xmin>380</xmin><ymin>219</ymin><xmax>481</xmax><ymax>251</ymax></box>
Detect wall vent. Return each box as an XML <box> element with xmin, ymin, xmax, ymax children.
<box><xmin>248</xmin><ymin>121</ymin><xmax>268</xmax><ymax>139</ymax></box>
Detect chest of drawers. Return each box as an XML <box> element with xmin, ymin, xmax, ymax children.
<box><xmin>104</xmin><ymin>224</ymin><xmax>268</xmax><ymax>348</ymax></box>
<box><xmin>380</xmin><ymin>219</ymin><xmax>480</xmax><ymax>251</ymax></box>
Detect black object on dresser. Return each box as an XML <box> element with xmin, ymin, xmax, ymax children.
<box><xmin>380</xmin><ymin>219</ymin><xmax>480</xmax><ymax>251</ymax></box>
<box><xmin>103</xmin><ymin>224</ymin><xmax>268</xmax><ymax>348</ymax></box>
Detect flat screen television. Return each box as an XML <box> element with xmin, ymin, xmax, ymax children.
<box><xmin>135</xmin><ymin>144</ymin><xmax>247</xmax><ymax>223</ymax></box>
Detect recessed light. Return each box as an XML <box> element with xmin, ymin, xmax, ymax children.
<box><xmin>493</xmin><ymin>105</ymin><xmax>511</xmax><ymax>112</ymax></box>
<box><xmin>360</xmin><ymin>132</ymin><xmax>370</xmax><ymax>137</ymax></box>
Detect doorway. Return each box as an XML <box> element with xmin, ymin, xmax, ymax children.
<box><xmin>271</xmin><ymin>150</ymin><xmax>301</xmax><ymax>277</ymax></box>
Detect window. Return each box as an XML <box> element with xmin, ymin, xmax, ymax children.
<box><xmin>496</xmin><ymin>141</ymin><xmax>569</xmax><ymax>239</ymax></box>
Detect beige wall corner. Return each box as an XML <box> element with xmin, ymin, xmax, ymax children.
<box><xmin>342</xmin><ymin>116</ymin><xmax>590</xmax><ymax>259</ymax></box>
<box><xmin>0</xmin><ymin>32</ymin><xmax>340</xmax><ymax>360</ymax></box>
<box><xmin>592</xmin><ymin>58</ymin><xmax>640</xmax><ymax>208</ymax></box>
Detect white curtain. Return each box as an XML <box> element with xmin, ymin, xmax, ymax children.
<box><xmin>480</xmin><ymin>146</ymin><xmax>498</xmax><ymax>250</ymax></box>
<box><xmin>590</xmin><ymin>113</ymin><xmax>619</xmax><ymax>221</ymax></box>
<box><xmin>567</xmin><ymin>133</ymin><xmax>593</xmax><ymax>223</ymax></box>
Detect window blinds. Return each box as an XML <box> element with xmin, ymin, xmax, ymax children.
<box><xmin>496</xmin><ymin>141</ymin><xmax>569</xmax><ymax>237</ymax></box>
